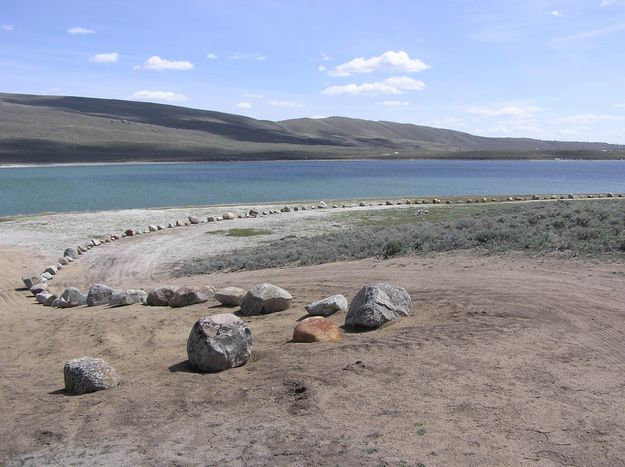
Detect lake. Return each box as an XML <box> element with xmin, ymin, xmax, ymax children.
<box><xmin>1</xmin><ymin>159</ymin><xmax>625</xmax><ymax>216</ymax></box>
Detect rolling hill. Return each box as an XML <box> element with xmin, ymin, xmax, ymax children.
<box><xmin>1</xmin><ymin>92</ymin><xmax>623</xmax><ymax>164</ymax></box>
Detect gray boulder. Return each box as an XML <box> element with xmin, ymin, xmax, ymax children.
<box><xmin>148</xmin><ymin>225</ymin><xmax>158</xmax><ymax>232</ymax></box>
<box><xmin>175</xmin><ymin>219</ymin><xmax>185</xmax><ymax>227</ymax></box>
<box><xmin>35</xmin><ymin>291</ymin><xmax>53</xmax><ymax>304</ymax></box>
<box><xmin>168</xmin><ymin>286</ymin><xmax>215</xmax><ymax>308</ymax></box>
<box><xmin>64</xmin><ymin>248</ymin><xmax>79</xmax><ymax>259</ymax></box>
<box><xmin>188</xmin><ymin>216</ymin><xmax>199</xmax><ymax>224</ymax></box>
<box><xmin>58</xmin><ymin>257</ymin><xmax>69</xmax><ymax>265</ymax></box>
<box><xmin>109</xmin><ymin>289</ymin><xmax>147</xmax><ymax>306</ymax></box>
<box><xmin>146</xmin><ymin>286</ymin><xmax>179</xmax><ymax>306</ymax></box>
<box><xmin>64</xmin><ymin>357</ymin><xmax>121</xmax><ymax>395</ymax></box>
<box><xmin>41</xmin><ymin>272</ymin><xmax>53</xmax><ymax>281</ymax></box>
<box><xmin>22</xmin><ymin>273</ymin><xmax>44</xmax><ymax>289</ymax></box>
<box><xmin>87</xmin><ymin>284</ymin><xmax>117</xmax><ymax>306</ymax></box>
<box><xmin>239</xmin><ymin>283</ymin><xmax>292</xmax><ymax>316</ymax></box>
<box><xmin>53</xmin><ymin>287</ymin><xmax>87</xmax><ymax>308</ymax></box>
<box><xmin>30</xmin><ymin>282</ymin><xmax>48</xmax><ymax>296</ymax></box>
<box><xmin>305</xmin><ymin>294</ymin><xmax>348</xmax><ymax>316</ymax></box>
<box><xmin>215</xmin><ymin>286</ymin><xmax>246</xmax><ymax>306</ymax></box>
<box><xmin>187</xmin><ymin>314</ymin><xmax>252</xmax><ymax>372</ymax></box>
<box><xmin>44</xmin><ymin>265</ymin><xmax>58</xmax><ymax>276</ymax></box>
<box><xmin>345</xmin><ymin>283</ymin><xmax>412</xmax><ymax>329</ymax></box>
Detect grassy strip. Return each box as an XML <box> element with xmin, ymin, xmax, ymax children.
<box><xmin>173</xmin><ymin>200</ymin><xmax>625</xmax><ymax>275</ymax></box>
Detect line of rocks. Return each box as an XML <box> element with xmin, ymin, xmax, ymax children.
<box><xmin>62</xmin><ymin>281</ymin><xmax>411</xmax><ymax>395</ymax></box>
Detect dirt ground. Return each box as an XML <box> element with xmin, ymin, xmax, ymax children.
<box><xmin>1</xmin><ymin>203</ymin><xmax>625</xmax><ymax>466</ymax></box>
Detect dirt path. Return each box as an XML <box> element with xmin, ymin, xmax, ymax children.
<box><xmin>1</xmin><ymin>238</ymin><xmax>625</xmax><ymax>465</ymax></box>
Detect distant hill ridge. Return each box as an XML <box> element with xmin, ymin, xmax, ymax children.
<box><xmin>1</xmin><ymin>92</ymin><xmax>623</xmax><ymax>163</ymax></box>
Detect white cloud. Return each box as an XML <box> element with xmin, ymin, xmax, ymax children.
<box><xmin>551</xmin><ymin>10</ymin><xmax>562</xmax><ymax>16</ymax></box>
<box><xmin>613</xmin><ymin>103</ymin><xmax>625</xmax><ymax>109</ymax></box>
<box><xmin>322</xmin><ymin>76</ymin><xmax>426</xmax><ymax>96</ymax></box>
<box><xmin>466</xmin><ymin>105</ymin><xmax>541</xmax><ymax>118</ymax></box>
<box><xmin>140</xmin><ymin>56</ymin><xmax>193</xmax><ymax>71</ymax></box>
<box><xmin>67</xmin><ymin>26</ymin><xmax>94</xmax><ymax>35</ymax></box>
<box><xmin>130</xmin><ymin>90</ymin><xmax>188</xmax><ymax>102</ymax></box>
<box><xmin>206</xmin><ymin>53</ymin><xmax>218</xmax><ymax>59</ymax></box>
<box><xmin>1</xmin><ymin>24</ymin><xmax>14</xmax><ymax>32</ymax></box>
<box><xmin>235</xmin><ymin>102</ymin><xmax>252</xmax><ymax>109</ymax></box>
<box><xmin>89</xmin><ymin>52</ymin><xmax>118</xmax><ymax>63</ymax></box>
<box><xmin>378</xmin><ymin>100</ymin><xmax>411</xmax><ymax>107</ymax></box>
<box><xmin>328</xmin><ymin>50</ymin><xmax>430</xmax><ymax>77</ymax></box>
<box><xmin>269</xmin><ymin>100</ymin><xmax>304</xmax><ymax>108</ymax></box>
<box><xmin>600</xmin><ymin>0</ymin><xmax>614</xmax><ymax>6</ymax></box>
<box><xmin>242</xmin><ymin>93</ymin><xmax>264</xmax><ymax>99</ymax></box>
<box><xmin>319</xmin><ymin>52</ymin><xmax>331</xmax><ymax>61</ymax></box>
<box><xmin>559</xmin><ymin>113</ymin><xmax>625</xmax><ymax>125</ymax></box>
<box><xmin>229</xmin><ymin>52</ymin><xmax>266</xmax><ymax>61</ymax></box>
<box><xmin>318</xmin><ymin>65</ymin><xmax>326</xmax><ymax>72</ymax></box>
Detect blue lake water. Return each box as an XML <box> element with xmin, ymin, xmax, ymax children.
<box><xmin>1</xmin><ymin>159</ymin><xmax>625</xmax><ymax>216</ymax></box>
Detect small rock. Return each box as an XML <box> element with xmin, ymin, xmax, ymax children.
<box><xmin>293</xmin><ymin>317</ymin><xmax>343</xmax><ymax>343</ymax></box>
<box><xmin>222</xmin><ymin>212</ymin><xmax>235</xmax><ymax>220</ymax></box>
<box><xmin>109</xmin><ymin>289</ymin><xmax>148</xmax><ymax>306</ymax></box>
<box><xmin>59</xmin><ymin>257</ymin><xmax>69</xmax><ymax>265</ymax></box>
<box><xmin>53</xmin><ymin>287</ymin><xmax>87</xmax><ymax>308</ymax></box>
<box><xmin>157</xmin><ymin>225</ymin><xmax>165</xmax><ymax>230</ymax></box>
<box><xmin>239</xmin><ymin>283</ymin><xmax>292</xmax><ymax>316</ymax></box>
<box><xmin>64</xmin><ymin>357</ymin><xmax>121</xmax><ymax>395</ymax></box>
<box><xmin>281</xmin><ymin>206</ymin><xmax>291</xmax><ymax>213</ymax></box>
<box><xmin>64</xmin><ymin>248</ymin><xmax>79</xmax><ymax>259</ymax></box>
<box><xmin>148</xmin><ymin>225</ymin><xmax>158</xmax><ymax>232</ymax></box>
<box><xmin>189</xmin><ymin>216</ymin><xmax>199</xmax><ymax>224</ymax></box>
<box><xmin>146</xmin><ymin>286</ymin><xmax>179</xmax><ymax>306</ymax></box>
<box><xmin>359</xmin><ymin>201</ymin><xmax>366</xmax><ymax>207</ymax></box>
<box><xmin>22</xmin><ymin>273</ymin><xmax>44</xmax><ymax>289</ymax></box>
<box><xmin>176</xmin><ymin>219</ymin><xmax>185</xmax><ymax>227</ymax></box>
<box><xmin>41</xmin><ymin>272</ymin><xmax>53</xmax><ymax>281</ymax></box>
<box><xmin>169</xmin><ymin>286</ymin><xmax>215</xmax><ymax>308</ymax></box>
<box><xmin>35</xmin><ymin>291</ymin><xmax>53</xmax><ymax>304</ymax></box>
<box><xmin>318</xmin><ymin>201</ymin><xmax>327</xmax><ymax>208</ymax></box>
<box><xmin>607</xmin><ymin>192</ymin><xmax>614</xmax><ymax>198</ymax></box>
<box><xmin>125</xmin><ymin>229</ymin><xmax>136</xmax><ymax>236</ymax></box>
<box><xmin>87</xmin><ymin>284</ymin><xmax>117</xmax><ymax>306</ymax></box>
<box><xmin>187</xmin><ymin>314</ymin><xmax>252</xmax><ymax>372</ymax></box>
<box><xmin>44</xmin><ymin>265</ymin><xmax>58</xmax><ymax>276</ymax></box>
<box><xmin>215</xmin><ymin>287</ymin><xmax>246</xmax><ymax>306</ymax></box>
<box><xmin>207</xmin><ymin>216</ymin><xmax>215</xmax><ymax>222</ymax></box>
<box><xmin>64</xmin><ymin>256</ymin><xmax>74</xmax><ymax>262</ymax></box>
<box><xmin>305</xmin><ymin>294</ymin><xmax>348</xmax><ymax>316</ymax></box>
<box><xmin>167</xmin><ymin>222</ymin><xmax>175</xmax><ymax>228</ymax></box>
<box><xmin>91</xmin><ymin>238</ymin><xmax>101</xmax><ymax>246</ymax></box>
<box><xmin>30</xmin><ymin>282</ymin><xmax>48</xmax><ymax>295</ymax></box>
<box><xmin>345</xmin><ymin>283</ymin><xmax>412</xmax><ymax>329</ymax></box>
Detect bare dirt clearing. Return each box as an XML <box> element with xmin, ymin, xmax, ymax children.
<box><xmin>1</xmin><ymin>201</ymin><xmax>625</xmax><ymax>465</ymax></box>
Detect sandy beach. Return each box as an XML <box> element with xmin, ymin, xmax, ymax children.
<box><xmin>1</xmin><ymin>199</ymin><xmax>625</xmax><ymax>465</ymax></box>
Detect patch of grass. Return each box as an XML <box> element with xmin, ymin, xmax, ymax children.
<box><xmin>206</xmin><ymin>228</ymin><xmax>272</xmax><ymax>237</ymax></box>
<box><xmin>173</xmin><ymin>200</ymin><xmax>625</xmax><ymax>276</ymax></box>
<box><xmin>226</xmin><ymin>228</ymin><xmax>272</xmax><ymax>237</ymax></box>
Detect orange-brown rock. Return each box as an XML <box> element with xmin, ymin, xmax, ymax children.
<box><xmin>292</xmin><ymin>316</ymin><xmax>343</xmax><ymax>343</ymax></box>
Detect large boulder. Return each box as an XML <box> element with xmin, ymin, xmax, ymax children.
<box><xmin>292</xmin><ymin>316</ymin><xmax>343</xmax><ymax>343</ymax></box>
<box><xmin>87</xmin><ymin>284</ymin><xmax>117</xmax><ymax>306</ymax></box>
<box><xmin>64</xmin><ymin>248</ymin><xmax>79</xmax><ymax>259</ymax></box>
<box><xmin>146</xmin><ymin>286</ymin><xmax>179</xmax><ymax>306</ymax></box>
<box><xmin>345</xmin><ymin>283</ymin><xmax>412</xmax><ymax>329</ymax></box>
<box><xmin>109</xmin><ymin>289</ymin><xmax>147</xmax><ymax>306</ymax></box>
<box><xmin>187</xmin><ymin>314</ymin><xmax>252</xmax><ymax>372</ymax></box>
<box><xmin>188</xmin><ymin>216</ymin><xmax>199</xmax><ymax>224</ymax></box>
<box><xmin>305</xmin><ymin>294</ymin><xmax>348</xmax><ymax>316</ymax></box>
<box><xmin>168</xmin><ymin>286</ymin><xmax>215</xmax><ymax>308</ymax></box>
<box><xmin>215</xmin><ymin>287</ymin><xmax>246</xmax><ymax>307</ymax></box>
<box><xmin>239</xmin><ymin>283</ymin><xmax>293</xmax><ymax>316</ymax></box>
<box><xmin>53</xmin><ymin>287</ymin><xmax>87</xmax><ymax>308</ymax></box>
<box><xmin>64</xmin><ymin>357</ymin><xmax>121</xmax><ymax>395</ymax></box>
<box><xmin>22</xmin><ymin>273</ymin><xmax>44</xmax><ymax>289</ymax></box>
<box><xmin>222</xmin><ymin>212</ymin><xmax>235</xmax><ymax>220</ymax></box>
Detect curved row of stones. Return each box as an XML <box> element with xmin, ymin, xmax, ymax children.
<box><xmin>61</xmin><ymin>281</ymin><xmax>411</xmax><ymax>395</ymax></box>
<box><xmin>24</xmin><ymin>191</ymin><xmax>624</xmax><ymax>301</ymax></box>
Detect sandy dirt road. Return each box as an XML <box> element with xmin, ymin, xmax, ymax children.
<box><xmin>1</xmin><ymin>201</ymin><xmax>625</xmax><ymax>465</ymax></box>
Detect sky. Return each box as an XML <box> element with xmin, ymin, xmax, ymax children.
<box><xmin>1</xmin><ymin>0</ymin><xmax>625</xmax><ymax>143</ymax></box>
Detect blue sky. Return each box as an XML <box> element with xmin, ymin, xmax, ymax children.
<box><xmin>2</xmin><ymin>0</ymin><xmax>625</xmax><ymax>143</ymax></box>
